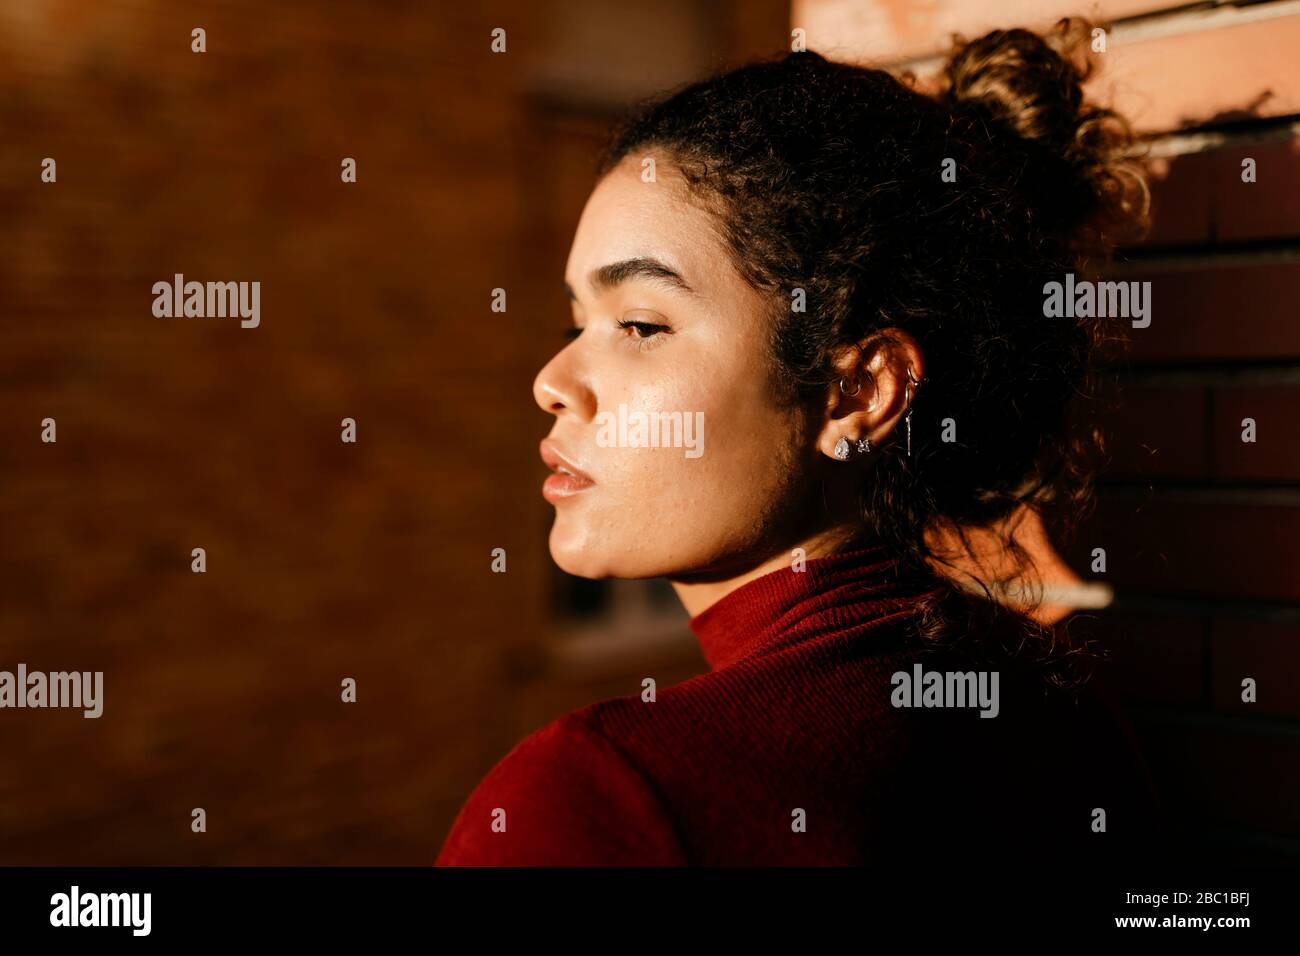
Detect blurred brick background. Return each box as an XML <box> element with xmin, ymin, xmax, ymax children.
<box><xmin>2</xmin><ymin>0</ymin><xmax>1296</xmax><ymax>865</ymax></box>
<box><xmin>0</xmin><ymin>0</ymin><xmax>785</xmax><ymax>864</ymax></box>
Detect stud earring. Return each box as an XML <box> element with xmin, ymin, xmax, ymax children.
<box><xmin>833</xmin><ymin>435</ymin><xmax>871</xmax><ymax>461</ymax></box>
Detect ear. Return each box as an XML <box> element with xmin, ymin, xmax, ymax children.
<box><xmin>814</xmin><ymin>330</ymin><xmax>925</xmax><ymax>462</ymax></box>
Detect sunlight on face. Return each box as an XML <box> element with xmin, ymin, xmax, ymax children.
<box><xmin>532</xmin><ymin>154</ymin><xmax>818</xmax><ymax>580</ymax></box>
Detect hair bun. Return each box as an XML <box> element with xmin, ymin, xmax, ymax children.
<box><xmin>937</xmin><ymin>18</ymin><xmax>1149</xmax><ymax>258</ymax></box>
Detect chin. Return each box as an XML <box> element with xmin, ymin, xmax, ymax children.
<box><xmin>548</xmin><ymin>518</ymin><xmax>673</xmax><ymax>580</ymax></box>
<box><xmin>548</xmin><ymin>521</ymin><xmax>611</xmax><ymax>579</ymax></box>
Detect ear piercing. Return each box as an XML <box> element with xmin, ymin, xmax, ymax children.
<box><xmin>836</xmin><ymin>375</ymin><xmax>870</xmax><ymax>460</ymax></box>
<box><xmin>834</xmin><ymin>364</ymin><xmax>923</xmax><ymax>460</ymax></box>
<box><xmin>832</xmin><ymin>435</ymin><xmax>871</xmax><ymax>460</ymax></box>
<box><xmin>904</xmin><ymin>364</ymin><xmax>922</xmax><ymax>458</ymax></box>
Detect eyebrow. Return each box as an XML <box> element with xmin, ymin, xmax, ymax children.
<box><xmin>564</xmin><ymin>257</ymin><xmax>696</xmax><ymax>302</ymax></box>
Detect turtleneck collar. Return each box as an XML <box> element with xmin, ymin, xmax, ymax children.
<box><xmin>685</xmin><ymin>544</ymin><xmax>945</xmax><ymax>671</ymax></box>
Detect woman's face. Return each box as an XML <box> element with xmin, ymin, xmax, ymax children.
<box><xmin>533</xmin><ymin>154</ymin><xmax>820</xmax><ymax>580</ymax></box>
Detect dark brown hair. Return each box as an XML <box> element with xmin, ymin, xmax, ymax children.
<box><xmin>596</xmin><ymin>19</ymin><xmax>1150</xmax><ymax>688</ymax></box>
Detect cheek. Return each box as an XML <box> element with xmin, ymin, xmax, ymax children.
<box><xmin>588</xmin><ymin>373</ymin><xmax>712</xmax><ymax>516</ymax></box>
<box><xmin>551</xmin><ymin>352</ymin><xmax>809</xmax><ymax>575</ymax></box>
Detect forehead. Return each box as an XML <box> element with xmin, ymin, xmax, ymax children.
<box><xmin>565</xmin><ymin>155</ymin><xmax>731</xmax><ymax>299</ymax></box>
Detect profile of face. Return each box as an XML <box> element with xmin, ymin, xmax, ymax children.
<box><xmin>533</xmin><ymin>154</ymin><xmax>827</xmax><ymax>582</ymax></box>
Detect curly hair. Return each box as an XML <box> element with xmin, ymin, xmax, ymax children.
<box><xmin>594</xmin><ymin>19</ymin><xmax>1150</xmax><ymax>690</ymax></box>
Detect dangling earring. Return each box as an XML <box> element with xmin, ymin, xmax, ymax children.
<box><xmin>904</xmin><ymin>385</ymin><xmax>913</xmax><ymax>457</ymax></box>
<box><xmin>904</xmin><ymin>365</ymin><xmax>921</xmax><ymax>458</ymax></box>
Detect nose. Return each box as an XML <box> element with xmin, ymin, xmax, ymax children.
<box><xmin>532</xmin><ymin>343</ymin><xmax>596</xmax><ymax>421</ymax></box>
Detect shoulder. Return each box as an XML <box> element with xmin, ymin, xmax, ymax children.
<box><xmin>434</xmin><ymin>710</ymin><xmax>688</xmax><ymax>866</ymax></box>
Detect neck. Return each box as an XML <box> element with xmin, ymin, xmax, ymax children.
<box><xmin>669</xmin><ymin>523</ymin><xmax>876</xmax><ymax>619</ymax></box>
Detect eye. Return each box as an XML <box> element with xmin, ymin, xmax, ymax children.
<box><xmin>616</xmin><ymin>314</ymin><xmax>673</xmax><ymax>350</ymax></box>
<box><xmin>617</xmin><ymin>319</ymin><xmax>667</xmax><ymax>338</ymax></box>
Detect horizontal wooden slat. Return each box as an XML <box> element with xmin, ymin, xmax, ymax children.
<box><xmin>1211</xmin><ymin>618</ymin><xmax>1300</xmax><ymax>719</ymax></box>
<box><xmin>1145</xmin><ymin>138</ymin><xmax>1300</xmax><ymax>244</ymax></box>
<box><xmin>1211</xmin><ymin>387</ymin><xmax>1300</xmax><ymax>480</ymax></box>
<box><xmin>1066</xmin><ymin>497</ymin><xmax>1300</xmax><ymax>601</ymax></box>
<box><xmin>1091</xmin><ymin>385</ymin><xmax>1210</xmax><ymax>479</ymax></box>
<box><xmin>1085</xmin><ymin>383</ymin><xmax>1300</xmax><ymax>481</ymax></box>
<box><xmin>1145</xmin><ymin>149</ymin><xmax>1216</xmax><ymax>244</ymax></box>
<box><xmin>1114</xmin><ymin>261</ymin><xmax>1300</xmax><ymax>362</ymax></box>
<box><xmin>1213</xmin><ymin>139</ymin><xmax>1300</xmax><ymax>241</ymax></box>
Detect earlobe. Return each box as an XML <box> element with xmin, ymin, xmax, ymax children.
<box><xmin>831</xmin><ymin>434</ymin><xmax>873</xmax><ymax>461</ymax></box>
<box><xmin>825</xmin><ymin>365</ymin><xmax>879</xmax><ymax>461</ymax></box>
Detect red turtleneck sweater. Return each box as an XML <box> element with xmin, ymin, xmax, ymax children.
<box><xmin>435</xmin><ymin>546</ymin><xmax>1161</xmax><ymax>866</ymax></box>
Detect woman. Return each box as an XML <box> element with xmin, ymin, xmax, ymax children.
<box><xmin>437</xmin><ymin>19</ymin><xmax>1161</xmax><ymax>866</ymax></box>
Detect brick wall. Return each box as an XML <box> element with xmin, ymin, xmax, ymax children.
<box><xmin>1079</xmin><ymin>129</ymin><xmax>1300</xmax><ymax>862</ymax></box>
<box><xmin>795</xmin><ymin>0</ymin><xmax>1300</xmax><ymax>863</ymax></box>
<box><xmin>0</xmin><ymin>0</ymin><xmax>788</xmax><ymax>864</ymax></box>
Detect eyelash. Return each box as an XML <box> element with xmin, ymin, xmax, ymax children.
<box><xmin>563</xmin><ymin>319</ymin><xmax>674</xmax><ymax>349</ymax></box>
<box><xmin>616</xmin><ymin>318</ymin><xmax>672</xmax><ymax>349</ymax></box>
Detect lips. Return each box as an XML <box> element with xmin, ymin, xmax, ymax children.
<box><xmin>540</xmin><ymin>438</ymin><xmax>595</xmax><ymax>501</ymax></box>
